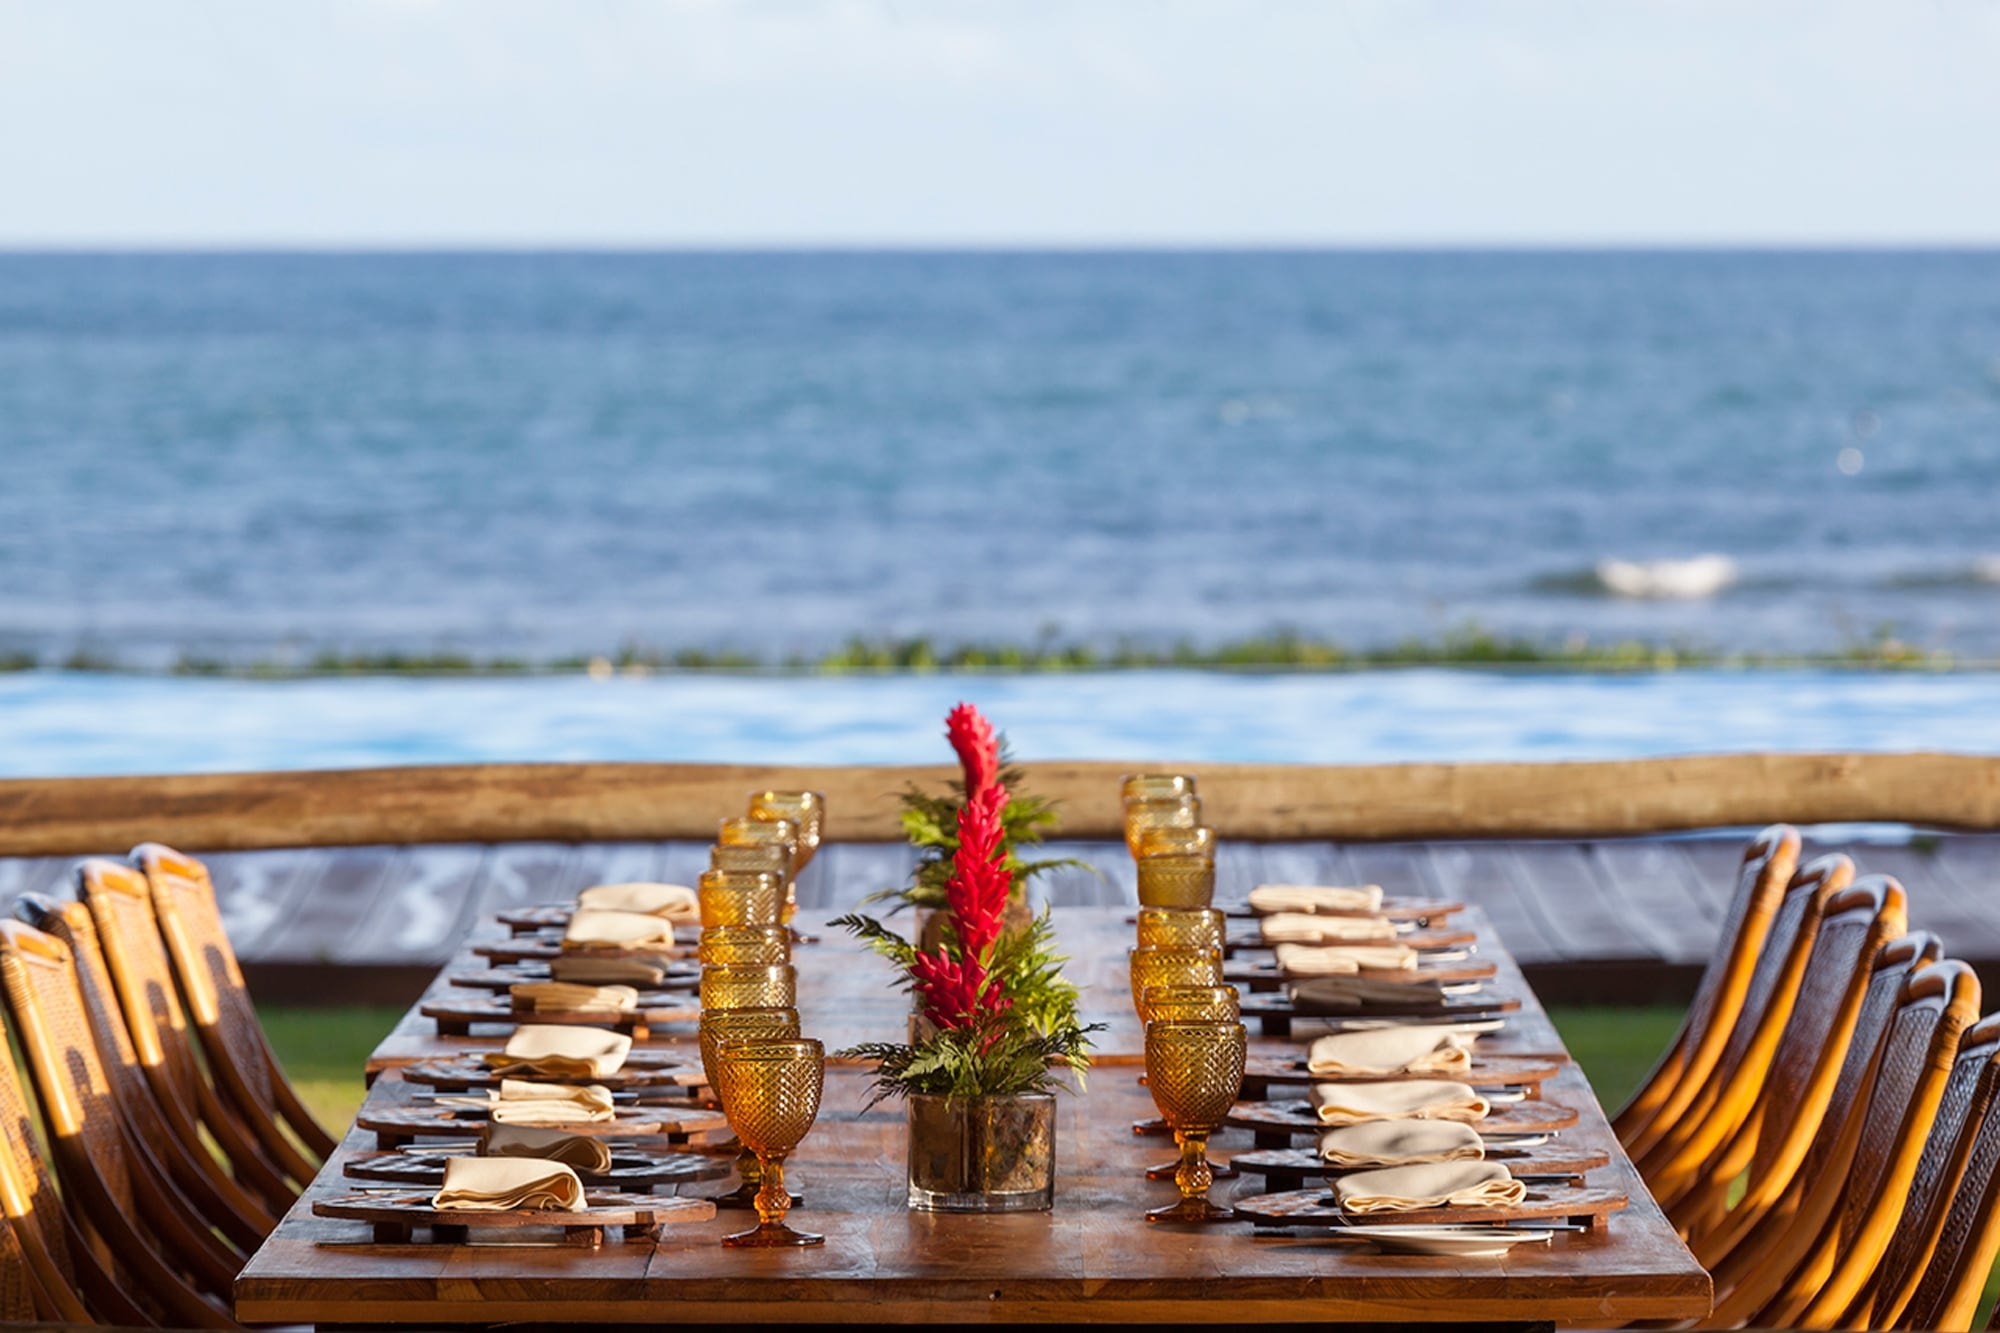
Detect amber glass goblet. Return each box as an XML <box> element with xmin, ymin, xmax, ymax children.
<box><xmin>1142</xmin><ymin>1020</ymin><xmax>1247</xmax><ymax>1224</ymax></box>
<box><xmin>698</xmin><ymin>869</ymin><xmax>785</xmax><ymax>928</ymax></box>
<box><xmin>699</xmin><ymin>963</ymin><xmax>796</xmax><ymax>1011</ymax></box>
<box><xmin>749</xmin><ymin>791</ymin><xmax>824</xmax><ymax>872</ymax></box>
<box><xmin>714</xmin><ymin>1037</ymin><xmax>826</xmax><ymax>1247</ymax></box>
<box><xmin>1121</xmin><ymin>773</ymin><xmax>1197</xmax><ymax>803</ymax></box>
<box><xmin>1125</xmin><ymin>946</ymin><xmax>1223</xmax><ymax>1136</ymax></box>
<box><xmin>1123</xmin><ymin>794</ymin><xmax>1202</xmax><ymax>858</ymax></box>
<box><xmin>698</xmin><ymin>925</ymin><xmax>791</xmax><ymax>967</ymax></box>
<box><xmin>719</xmin><ymin>816</ymin><xmax>798</xmax><ymax>856</ymax></box>
<box><xmin>1133</xmin><ymin>827</ymin><xmax>1218</xmax><ymax>909</ymax></box>
<box><xmin>708</xmin><ymin>843</ymin><xmax>800</xmax><ymax>926</ymax></box>
<box><xmin>698</xmin><ymin>1006</ymin><xmax>802</xmax><ymax>1209</ymax></box>
<box><xmin>1135</xmin><ymin>906</ymin><xmax>1226</xmax><ymax>953</ymax></box>
<box><xmin>1135</xmin><ymin>985</ymin><xmax>1241</xmax><ymax>1179</ymax></box>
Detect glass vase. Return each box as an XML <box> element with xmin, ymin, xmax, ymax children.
<box><xmin>905</xmin><ymin>1092</ymin><xmax>1056</xmax><ymax>1213</ymax></box>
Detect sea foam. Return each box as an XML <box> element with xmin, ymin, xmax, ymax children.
<box><xmin>1592</xmin><ymin>555</ymin><xmax>1739</xmax><ymax>600</ymax></box>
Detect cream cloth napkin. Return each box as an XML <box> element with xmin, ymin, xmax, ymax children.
<box><xmin>576</xmin><ymin>882</ymin><xmax>699</xmax><ymax>922</ymax></box>
<box><xmin>1318</xmin><ymin>1120</ymin><xmax>1487</xmax><ymax>1167</ymax></box>
<box><xmin>1259</xmin><ymin>912</ymin><xmax>1398</xmax><ymax>945</ymax></box>
<box><xmin>550</xmin><ymin>954</ymin><xmax>667</xmax><ymax>987</ymax></box>
<box><xmin>483</xmin><ymin>1123</ymin><xmax>615</xmax><ymax>1173</ymax></box>
<box><xmin>1310</xmin><ymin>1080</ymin><xmax>1489</xmax><ymax>1127</ymax></box>
<box><xmin>510</xmin><ymin>982</ymin><xmax>640</xmax><ymax>1015</ymax></box>
<box><xmin>1305</xmin><ymin>1028</ymin><xmax>1472</xmax><ymax>1078</ymax></box>
<box><xmin>431</xmin><ymin>1155</ymin><xmax>586</xmax><ymax>1212</ymax></box>
<box><xmin>563</xmin><ymin>909</ymin><xmax>677</xmax><ymax>949</ymax></box>
<box><xmin>1288</xmin><ymin>975</ymin><xmax>1450</xmax><ymax>1013</ymax></box>
<box><xmin>1248</xmin><ymin>884</ymin><xmax>1385</xmax><ymax>915</ymax></box>
<box><xmin>1333</xmin><ymin>1160</ymin><xmax>1526</xmax><ymax>1214</ymax></box>
<box><xmin>1275</xmin><ymin>942</ymin><xmax>1419</xmax><ymax>976</ymax></box>
<box><xmin>486</xmin><ymin>1026</ymin><xmax>633</xmax><ymax>1079</ymax></box>
<box><xmin>488</xmin><ymin>1079</ymin><xmax>616</xmax><ymax>1124</ymax></box>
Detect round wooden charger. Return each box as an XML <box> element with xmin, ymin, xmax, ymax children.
<box><xmin>420</xmin><ymin>998</ymin><xmax>699</xmax><ymax>1039</ymax></box>
<box><xmin>473</xmin><ymin>940</ymin><xmax>698</xmax><ymax>964</ymax></box>
<box><xmin>357</xmin><ymin>1103</ymin><xmax>728</xmax><ymax>1145</ymax></box>
<box><xmin>1238</xmin><ymin>1053</ymin><xmax>1559</xmax><ymax>1092</ymax></box>
<box><xmin>1227</xmin><ymin>1143</ymin><xmax>1611</xmax><ymax>1184</ymax></box>
<box><xmin>1223</xmin><ymin>959</ymin><xmax>1497</xmax><ymax>993</ymax></box>
<box><xmin>1231</xmin><ymin>1184</ymin><xmax>1629</xmax><ymax>1230</ymax></box>
<box><xmin>313</xmin><ymin>1190</ymin><xmax>715</xmax><ymax>1245</ymax></box>
<box><xmin>498</xmin><ymin>904</ymin><xmax>701</xmax><ymax>935</ymax></box>
<box><xmin>1219</xmin><ymin>897</ymin><xmax>1466</xmax><ymax>924</ymax></box>
<box><xmin>448</xmin><ymin>965</ymin><xmax>702</xmax><ymax>993</ymax></box>
<box><xmin>1237</xmin><ymin>990</ymin><xmax>1519</xmax><ymax>1022</ymax></box>
<box><xmin>343</xmin><ymin>1148</ymin><xmax>731</xmax><ymax>1189</ymax></box>
<box><xmin>1223</xmin><ymin>928</ymin><xmax>1477</xmax><ymax>957</ymax></box>
<box><xmin>397</xmin><ymin>1056</ymin><xmax>702</xmax><ymax>1093</ymax></box>
<box><xmin>1225</xmin><ymin>1098</ymin><xmax>1580</xmax><ymax>1139</ymax></box>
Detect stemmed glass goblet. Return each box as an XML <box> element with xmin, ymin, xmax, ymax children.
<box><xmin>714</xmin><ymin>1037</ymin><xmax>826</xmax><ymax>1247</ymax></box>
<box><xmin>1142</xmin><ymin>1019</ymin><xmax>1247</xmax><ymax>1225</ymax></box>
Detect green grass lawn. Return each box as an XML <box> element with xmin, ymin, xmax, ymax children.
<box><xmin>260</xmin><ymin>1002</ymin><xmax>1996</xmax><ymax>1320</ymax></box>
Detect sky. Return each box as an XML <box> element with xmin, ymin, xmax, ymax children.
<box><xmin>2</xmin><ymin>0</ymin><xmax>1998</xmax><ymax>248</ymax></box>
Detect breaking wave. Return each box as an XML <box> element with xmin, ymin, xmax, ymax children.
<box><xmin>1535</xmin><ymin>555</ymin><xmax>1741</xmax><ymax>600</ymax></box>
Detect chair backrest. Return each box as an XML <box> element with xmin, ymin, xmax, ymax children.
<box><xmin>1617</xmin><ymin>825</ymin><xmax>1800</xmax><ymax>1149</ymax></box>
<box><xmin>0</xmin><ymin>920</ymin><xmax>241</xmax><ymax>1328</ymax></box>
<box><xmin>134</xmin><ymin>841</ymin><xmax>333</xmax><ymax>1171</ymax></box>
<box><xmin>1859</xmin><ymin>1013</ymin><xmax>2000</xmax><ymax>1329</ymax></box>
<box><xmin>0</xmin><ymin>1010</ymin><xmax>88</xmax><ymax>1324</ymax></box>
<box><xmin>1901</xmin><ymin>1017</ymin><xmax>2000</xmax><ymax>1332</ymax></box>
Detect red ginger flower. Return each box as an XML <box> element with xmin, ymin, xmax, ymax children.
<box><xmin>945</xmin><ymin>702</ymin><xmax>1001</xmax><ymax>797</ymax></box>
<box><xmin>948</xmin><ymin>783</ymin><xmax>1012</xmax><ymax>963</ymax></box>
<box><xmin>910</xmin><ymin>949</ymin><xmax>1008</xmax><ymax>1030</ymax></box>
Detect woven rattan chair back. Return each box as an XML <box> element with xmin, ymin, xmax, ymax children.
<box><xmin>77</xmin><ymin>857</ymin><xmax>297</xmax><ymax>1212</ymax></box>
<box><xmin>0</xmin><ymin>919</ymin><xmax>243</xmax><ymax>1328</ymax></box>
<box><xmin>1853</xmin><ymin>1013</ymin><xmax>2000</xmax><ymax>1328</ymax></box>
<box><xmin>134</xmin><ymin>841</ymin><xmax>336</xmax><ymax>1173</ymax></box>
<box><xmin>1898</xmin><ymin>1015</ymin><xmax>2000</xmax><ymax>1332</ymax></box>
<box><xmin>1617</xmin><ymin>825</ymin><xmax>1800</xmax><ymax>1154</ymax></box>
<box><xmin>1638</xmin><ymin>851</ymin><xmax>1854</xmax><ymax>1200</ymax></box>
<box><xmin>17</xmin><ymin>889</ymin><xmax>278</xmax><ymax>1248</ymax></box>
<box><xmin>1675</xmin><ymin>877</ymin><xmax>1907</xmax><ymax>1247</ymax></box>
<box><xmin>0</xmin><ymin>1009</ymin><xmax>93</xmax><ymax>1324</ymax></box>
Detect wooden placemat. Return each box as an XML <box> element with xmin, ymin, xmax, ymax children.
<box><xmin>1238</xmin><ymin>1052</ymin><xmax>1560</xmax><ymax>1093</ymax></box>
<box><xmin>1223</xmin><ymin>958</ymin><xmax>1497</xmax><ymax>992</ymax></box>
<box><xmin>448</xmin><ymin>964</ymin><xmax>702</xmax><ymax>993</ymax></box>
<box><xmin>1231</xmin><ymin>1184</ymin><xmax>1629</xmax><ymax>1231</ymax></box>
<box><xmin>356</xmin><ymin>1102</ymin><xmax>728</xmax><ymax>1150</ymax></box>
<box><xmin>313</xmin><ymin>1190</ymin><xmax>714</xmax><ymax>1246</ymax></box>
<box><xmin>1225</xmin><ymin>1097</ymin><xmax>1579</xmax><ymax>1145</ymax></box>
<box><xmin>1225</xmin><ymin>1143</ymin><xmax>1610</xmax><ymax>1188</ymax></box>
<box><xmin>419</xmin><ymin>997</ymin><xmax>700</xmax><ymax>1038</ymax></box>
<box><xmin>1218</xmin><ymin>897</ymin><xmax>1466</xmax><ymax>924</ymax></box>
<box><xmin>1224</xmin><ymin>927</ymin><xmax>1477</xmax><ymax>957</ymax></box>
<box><xmin>397</xmin><ymin>1055</ymin><xmax>703</xmax><ymax>1093</ymax></box>
<box><xmin>343</xmin><ymin>1147</ymin><xmax>730</xmax><ymax>1190</ymax></box>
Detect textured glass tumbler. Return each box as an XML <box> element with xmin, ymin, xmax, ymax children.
<box><xmin>698</xmin><ymin>1006</ymin><xmax>802</xmax><ymax>1209</ymax></box>
<box><xmin>1124</xmin><ymin>794</ymin><xmax>1202</xmax><ymax>858</ymax></box>
<box><xmin>1121</xmin><ymin>773</ymin><xmax>1197</xmax><ymax>802</ymax></box>
<box><xmin>697</xmin><ymin>925</ymin><xmax>791</xmax><ymax>967</ymax></box>
<box><xmin>1134</xmin><ymin>855</ymin><xmax>1217</xmax><ymax>909</ymax></box>
<box><xmin>714</xmin><ymin>1037</ymin><xmax>826</xmax><ymax>1247</ymax></box>
<box><xmin>700</xmin><ymin>963</ymin><xmax>797</xmax><ymax>1011</ymax></box>
<box><xmin>698</xmin><ymin>870</ymin><xmax>786</xmax><ymax>928</ymax></box>
<box><xmin>1128</xmin><ymin>947</ymin><xmax>1224</xmax><ymax>1021</ymax></box>
<box><xmin>748</xmin><ymin>791</ymin><xmax>824</xmax><ymax>872</ymax></box>
<box><xmin>1135</xmin><ymin>907</ymin><xmax>1226</xmax><ymax>953</ymax></box>
<box><xmin>1142</xmin><ymin>1020</ymin><xmax>1247</xmax><ymax>1224</ymax></box>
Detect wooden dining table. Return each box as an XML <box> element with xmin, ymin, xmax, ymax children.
<box><xmin>234</xmin><ymin>901</ymin><xmax>1712</xmax><ymax>1327</ymax></box>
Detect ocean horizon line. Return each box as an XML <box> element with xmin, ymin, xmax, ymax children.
<box><xmin>7</xmin><ymin>242</ymin><xmax>2000</xmax><ymax>258</ymax></box>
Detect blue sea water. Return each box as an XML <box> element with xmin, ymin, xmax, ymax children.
<box><xmin>3</xmin><ymin>250</ymin><xmax>1999</xmax><ymax>667</ymax></box>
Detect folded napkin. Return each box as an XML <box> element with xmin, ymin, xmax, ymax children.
<box><xmin>576</xmin><ymin>881</ymin><xmax>699</xmax><ymax>922</ymax></box>
<box><xmin>1248</xmin><ymin>884</ymin><xmax>1385</xmax><ymax>915</ymax></box>
<box><xmin>1309</xmin><ymin>1080</ymin><xmax>1490</xmax><ymax>1127</ymax></box>
<box><xmin>1259</xmin><ymin>912</ymin><xmax>1398</xmax><ymax>945</ymax></box>
<box><xmin>488</xmin><ymin>1078</ymin><xmax>617</xmax><ymax>1124</ymax></box>
<box><xmin>483</xmin><ymin>1123</ymin><xmax>615</xmax><ymax>1173</ymax></box>
<box><xmin>1288</xmin><ymin>975</ymin><xmax>1450</xmax><ymax>1013</ymax></box>
<box><xmin>510</xmin><ymin>981</ymin><xmax>640</xmax><ymax>1016</ymax></box>
<box><xmin>486</xmin><ymin>1026</ymin><xmax>633</xmax><ymax>1079</ymax></box>
<box><xmin>1305</xmin><ymin>1028</ymin><xmax>1472</xmax><ymax>1078</ymax></box>
<box><xmin>563</xmin><ymin>909</ymin><xmax>677</xmax><ymax>949</ymax></box>
<box><xmin>550</xmin><ymin>954</ymin><xmax>667</xmax><ymax>987</ymax></box>
<box><xmin>431</xmin><ymin>1155</ymin><xmax>586</xmax><ymax>1212</ymax></box>
<box><xmin>1333</xmin><ymin>1160</ymin><xmax>1526</xmax><ymax>1214</ymax></box>
<box><xmin>1274</xmin><ymin>942</ymin><xmax>1420</xmax><ymax>976</ymax></box>
<box><xmin>1318</xmin><ymin>1119</ymin><xmax>1487</xmax><ymax>1167</ymax></box>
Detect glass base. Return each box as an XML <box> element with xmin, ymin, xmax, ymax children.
<box><xmin>907</xmin><ymin>1179</ymin><xmax>1055</xmax><ymax>1213</ymax></box>
<box><xmin>1146</xmin><ymin>1195</ymin><xmax>1236</xmax><ymax>1225</ymax></box>
<box><xmin>1131</xmin><ymin>1117</ymin><xmax>1174</xmax><ymax>1136</ymax></box>
<box><xmin>1146</xmin><ymin>1157</ymin><xmax>1236</xmax><ymax>1181</ymax></box>
<box><xmin>722</xmin><ymin>1220</ymin><xmax>823</xmax><ymax>1248</ymax></box>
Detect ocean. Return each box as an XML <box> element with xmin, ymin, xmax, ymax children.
<box><xmin>3</xmin><ymin>251</ymin><xmax>1998</xmax><ymax>773</ymax></box>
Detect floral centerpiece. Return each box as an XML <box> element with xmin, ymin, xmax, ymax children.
<box><xmin>833</xmin><ymin>703</ymin><xmax>1096</xmax><ymax>1212</ymax></box>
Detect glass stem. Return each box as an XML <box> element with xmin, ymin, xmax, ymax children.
<box><xmin>736</xmin><ymin>1144</ymin><xmax>762</xmax><ymax>1184</ymax></box>
<box><xmin>754</xmin><ymin>1154</ymin><xmax>789</xmax><ymax>1227</ymax></box>
<box><xmin>1174</xmin><ymin>1130</ymin><xmax>1212</xmax><ymax>1200</ymax></box>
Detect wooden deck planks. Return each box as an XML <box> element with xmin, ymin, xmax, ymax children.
<box><xmin>11</xmin><ymin>830</ymin><xmax>2000</xmax><ymax>1000</ymax></box>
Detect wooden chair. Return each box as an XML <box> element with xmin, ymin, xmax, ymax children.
<box><xmin>1893</xmin><ymin>1020</ymin><xmax>2000</xmax><ymax>1332</ymax></box>
<box><xmin>1616</xmin><ymin>825</ymin><xmax>1801</xmax><ymax>1155</ymax></box>
<box><xmin>1684</xmin><ymin>890</ymin><xmax>1917</xmax><ymax>1261</ymax></box>
<box><xmin>0</xmin><ymin>919</ymin><xmax>244</xmax><ymax>1328</ymax></box>
<box><xmin>18</xmin><ymin>888</ymin><xmax>281</xmax><ymax>1249</ymax></box>
<box><xmin>133</xmin><ymin>842</ymin><xmax>337</xmax><ymax>1179</ymax></box>
<box><xmin>1701</xmin><ymin>949</ymin><xmax>1978</xmax><ymax>1326</ymax></box>
<box><xmin>1636</xmin><ymin>852</ymin><xmax>1855</xmax><ymax>1202</ymax></box>
<box><xmin>1843</xmin><ymin>1014</ymin><xmax>2000</xmax><ymax>1329</ymax></box>
<box><xmin>77</xmin><ymin>857</ymin><xmax>299</xmax><ymax>1214</ymax></box>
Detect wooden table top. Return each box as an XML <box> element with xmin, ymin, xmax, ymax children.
<box><xmin>237</xmin><ymin>905</ymin><xmax>1710</xmax><ymax>1326</ymax></box>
